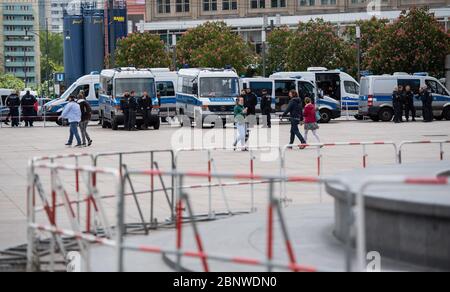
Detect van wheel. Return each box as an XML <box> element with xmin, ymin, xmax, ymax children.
<box><xmin>319</xmin><ymin>109</ymin><xmax>331</xmax><ymax>123</ymax></box>
<box><xmin>434</xmin><ymin>115</ymin><xmax>443</xmax><ymax>121</ymax></box>
<box><xmin>379</xmin><ymin>108</ymin><xmax>394</xmax><ymax>122</ymax></box>
<box><xmin>111</xmin><ymin>116</ymin><xmax>119</xmax><ymax>131</ymax></box>
<box><xmin>354</xmin><ymin>114</ymin><xmax>364</xmax><ymax>121</ymax></box>
<box><xmin>443</xmin><ymin>107</ymin><xmax>450</xmax><ymax>121</ymax></box>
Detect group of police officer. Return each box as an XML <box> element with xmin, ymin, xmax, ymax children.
<box><xmin>119</xmin><ymin>91</ymin><xmax>153</xmax><ymax>131</ymax></box>
<box><xmin>3</xmin><ymin>90</ymin><xmax>38</xmax><ymax>127</ymax></box>
<box><xmin>392</xmin><ymin>85</ymin><xmax>434</xmax><ymax>123</ymax></box>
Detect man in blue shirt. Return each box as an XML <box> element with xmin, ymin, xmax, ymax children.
<box><xmin>59</xmin><ymin>95</ymin><xmax>82</xmax><ymax>147</ymax></box>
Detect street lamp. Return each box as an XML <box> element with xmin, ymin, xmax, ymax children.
<box><xmin>262</xmin><ymin>15</ymin><xmax>269</xmax><ymax>77</ymax></box>
<box><xmin>172</xmin><ymin>34</ymin><xmax>177</xmax><ymax>71</ymax></box>
<box><xmin>356</xmin><ymin>25</ymin><xmax>361</xmax><ymax>82</ymax></box>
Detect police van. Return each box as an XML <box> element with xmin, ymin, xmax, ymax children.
<box><xmin>150</xmin><ymin>68</ymin><xmax>178</xmax><ymax>122</ymax></box>
<box><xmin>0</xmin><ymin>89</ymin><xmax>14</xmax><ymax>123</ymax></box>
<box><xmin>270</xmin><ymin>67</ymin><xmax>360</xmax><ymax>119</ymax></box>
<box><xmin>176</xmin><ymin>68</ymin><xmax>240</xmax><ymax>127</ymax></box>
<box><xmin>241</xmin><ymin>77</ymin><xmax>341</xmax><ymax>123</ymax></box>
<box><xmin>358</xmin><ymin>73</ymin><xmax>450</xmax><ymax>122</ymax></box>
<box><xmin>99</xmin><ymin>68</ymin><xmax>160</xmax><ymax>130</ymax></box>
<box><xmin>44</xmin><ymin>73</ymin><xmax>101</xmax><ymax>125</ymax></box>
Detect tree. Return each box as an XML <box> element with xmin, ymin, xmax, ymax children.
<box><xmin>40</xmin><ymin>32</ymin><xmax>64</xmax><ymax>83</ymax></box>
<box><xmin>115</xmin><ymin>32</ymin><xmax>171</xmax><ymax>68</ymax></box>
<box><xmin>267</xmin><ymin>26</ymin><xmax>295</xmax><ymax>74</ymax></box>
<box><xmin>365</xmin><ymin>7</ymin><xmax>450</xmax><ymax>77</ymax></box>
<box><xmin>177</xmin><ymin>22</ymin><xmax>255</xmax><ymax>74</ymax></box>
<box><xmin>0</xmin><ymin>74</ymin><xmax>25</xmax><ymax>90</ymax></box>
<box><xmin>287</xmin><ymin>19</ymin><xmax>355</xmax><ymax>72</ymax></box>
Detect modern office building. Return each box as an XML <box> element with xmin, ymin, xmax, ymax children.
<box><xmin>0</xmin><ymin>0</ymin><xmax>41</xmax><ymax>87</ymax></box>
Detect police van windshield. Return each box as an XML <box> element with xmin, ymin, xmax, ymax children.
<box><xmin>200</xmin><ymin>77</ymin><xmax>239</xmax><ymax>98</ymax></box>
<box><xmin>115</xmin><ymin>78</ymin><xmax>155</xmax><ymax>97</ymax></box>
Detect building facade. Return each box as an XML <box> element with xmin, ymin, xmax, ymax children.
<box><xmin>0</xmin><ymin>0</ymin><xmax>41</xmax><ymax>87</ymax></box>
<box><xmin>145</xmin><ymin>0</ymin><xmax>450</xmax><ymax>22</ymax></box>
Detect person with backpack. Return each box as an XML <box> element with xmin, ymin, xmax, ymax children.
<box><xmin>303</xmin><ymin>97</ymin><xmax>321</xmax><ymax>143</ymax></box>
<box><xmin>282</xmin><ymin>90</ymin><xmax>307</xmax><ymax>149</ymax></box>
<box><xmin>77</xmin><ymin>94</ymin><xmax>93</xmax><ymax>146</ymax></box>
<box><xmin>6</xmin><ymin>90</ymin><xmax>21</xmax><ymax>127</ymax></box>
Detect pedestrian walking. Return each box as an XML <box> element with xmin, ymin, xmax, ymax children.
<box><xmin>77</xmin><ymin>94</ymin><xmax>93</xmax><ymax>146</ymax></box>
<box><xmin>138</xmin><ymin>91</ymin><xmax>152</xmax><ymax>130</ymax></box>
<box><xmin>59</xmin><ymin>95</ymin><xmax>82</xmax><ymax>147</ymax></box>
<box><xmin>128</xmin><ymin>91</ymin><xmax>138</xmax><ymax>131</ymax></box>
<box><xmin>260</xmin><ymin>89</ymin><xmax>272</xmax><ymax>128</ymax></box>
<box><xmin>21</xmin><ymin>90</ymin><xmax>37</xmax><ymax>127</ymax></box>
<box><xmin>392</xmin><ymin>86</ymin><xmax>403</xmax><ymax>123</ymax></box>
<box><xmin>303</xmin><ymin>97</ymin><xmax>320</xmax><ymax>143</ymax></box>
<box><xmin>233</xmin><ymin>96</ymin><xmax>248</xmax><ymax>151</ymax></box>
<box><xmin>420</xmin><ymin>86</ymin><xmax>433</xmax><ymax>122</ymax></box>
<box><xmin>6</xmin><ymin>90</ymin><xmax>21</xmax><ymax>127</ymax></box>
<box><xmin>404</xmin><ymin>85</ymin><xmax>416</xmax><ymax>122</ymax></box>
<box><xmin>282</xmin><ymin>90</ymin><xmax>307</xmax><ymax>149</ymax></box>
<box><xmin>120</xmin><ymin>92</ymin><xmax>130</xmax><ymax>130</ymax></box>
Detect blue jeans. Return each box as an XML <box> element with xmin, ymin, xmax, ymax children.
<box><xmin>290</xmin><ymin>122</ymin><xmax>306</xmax><ymax>145</ymax></box>
<box><xmin>68</xmin><ymin>122</ymin><xmax>81</xmax><ymax>145</ymax></box>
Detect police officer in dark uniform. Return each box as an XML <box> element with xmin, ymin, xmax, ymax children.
<box><xmin>244</xmin><ymin>88</ymin><xmax>258</xmax><ymax>140</ymax></box>
<box><xmin>6</xmin><ymin>90</ymin><xmax>21</xmax><ymax>127</ymax></box>
<box><xmin>139</xmin><ymin>91</ymin><xmax>152</xmax><ymax>130</ymax></box>
<box><xmin>120</xmin><ymin>92</ymin><xmax>130</xmax><ymax>130</ymax></box>
<box><xmin>420</xmin><ymin>86</ymin><xmax>433</xmax><ymax>122</ymax></box>
<box><xmin>128</xmin><ymin>91</ymin><xmax>138</xmax><ymax>131</ymax></box>
<box><xmin>392</xmin><ymin>86</ymin><xmax>403</xmax><ymax>123</ymax></box>
<box><xmin>21</xmin><ymin>90</ymin><xmax>37</xmax><ymax>127</ymax></box>
<box><xmin>260</xmin><ymin>89</ymin><xmax>272</xmax><ymax>128</ymax></box>
<box><xmin>404</xmin><ymin>85</ymin><xmax>416</xmax><ymax>122</ymax></box>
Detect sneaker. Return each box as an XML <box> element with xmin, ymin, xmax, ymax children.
<box><xmin>81</xmin><ymin>143</ymin><xmax>87</xmax><ymax>147</ymax></box>
<box><xmin>74</xmin><ymin>144</ymin><xmax>83</xmax><ymax>148</ymax></box>
<box><xmin>88</xmin><ymin>140</ymin><xmax>93</xmax><ymax>146</ymax></box>
<box><xmin>299</xmin><ymin>145</ymin><xmax>307</xmax><ymax>150</ymax></box>
<box><xmin>65</xmin><ymin>143</ymin><xmax>72</xmax><ymax>146</ymax></box>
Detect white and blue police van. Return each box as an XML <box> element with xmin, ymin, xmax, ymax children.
<box><xmin>149</xmin><ymin>68</ymin><xmax>178</xmax><ymax>122</ymax></box>
<box><xmin>44</xmin><ymin>73</ymin><xmax>101</xmax><ymax>125</ymax></box>
<box><xmin>241</xmin><ymin>77</ymin><xmax>341</xmax><ymax>123</ymax></box>
<box><xmin>99</xmin><ymin>68</ymin><xmax>160</xmax><ymax>130</ymax></box>
<box><xmin>270</xmin><ymin>67</ymin><xmax>360</xmax><ymax>119</ymax></box>
<box><xmin>0</xmin><ymin>89</ymin><xmax>15</xmax><ymax>123</ymax></box>
<box><xmin>176</xmin><ymin>68</ymin><xmax>240</xmax><ymax>127</ymax></box>
<box><xmin>358</xmin><ymin>73</ymin><xmax>450</xmax><ymax>122</ymax></box>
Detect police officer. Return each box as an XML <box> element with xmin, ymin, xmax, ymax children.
<box><xmin>6</xmin><ymin>90</ymin><xmax>21</xmax><ymax>127</ymax></box>
<box><xmin>244</xmin><ymin>88</ymin><xmax>258</xmax><ymax>140</ymax></box>
<box><xmin>420</xmin><ymin>86</ymin><xmax>433</xmax><ymax>123</ymax></box>
<box><xmin>139</xmin><ymin>91</ymin><xmax>152</xmax><ymax>130</ymax></box>
<box><xmin>260</xmin><ymin>89</ymin><xmax>272</xmax><ymax>128</ymax></box>
<box><xmin>404</xmin><ymin>85</ymin><xmax>416</xmax><ymax>122</ymax></box>
<box><xmin>21</xmin><ymin>90</ymin><xmax>37</xmax><ymax>127</ymax></box>
<box><xmin>128</xmin><ymin>91</ymin><xmax>138</xmax><ymax>131</ymax></box>
<box><xmin>392</xmin><ymin>86</ymin><xmax>403</xmax><ymax>123</ymax></box>
<box><xmin>120</xmin><ymin>92</ymin><xmax>130</xmax><ymax>130</ymax></box>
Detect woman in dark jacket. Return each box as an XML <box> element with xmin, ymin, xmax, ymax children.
<box><xmin>282</xmin><ymin>90</ymin><xmax>306</xmax><ymax>149</ymax></box>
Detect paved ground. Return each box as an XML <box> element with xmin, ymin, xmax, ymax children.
<box><xmin>0</xmin><ymin>117</ymin><xmax>449</xmax><ymax>253</ymax></box>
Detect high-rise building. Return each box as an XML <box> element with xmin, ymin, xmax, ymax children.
<box><xmin>0</xmin><ymin>0</ymin><xmax>41</xmax><ymax>87</ymax></box>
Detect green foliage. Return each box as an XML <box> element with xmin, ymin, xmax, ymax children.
<box><xmin>0</xmin><ymin>74</ymin><xmax>25</xmax><ymax>90</ymax></box>
<box><xmin>267</xmin><ymin>26</ymin><xmax>295</xmax><ymax>73</ymax></box>
<box><xmin>115</xmin><ymin>32</ymin><xmax>171</xmax><ymax>68</ymax></box>
<box><xmin>177</xmin><ymin>22</ymin><xmax>255</xmax><ymax>75</ymax></box>
<box><xmin>40</xmin><ymin>32</ymin><xmax>64</xmax><ymax>82</ymax></box>
<box><xmin>365</xmin><ymin>7</ymin><xmax>450</xmax><ymax>77</ymax></box>
<box><xmin>286</xmin><ymin>19</ymin><xmax>355</xmax><ymax>73</ymax></box>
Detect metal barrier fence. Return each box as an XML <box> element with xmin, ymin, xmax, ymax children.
<box><xmin>0</xmin><ymin>105</ymin><xmax>61</xmax><ymax>128</ymax></box>
<box><xmin>398</xmin><ymin>140</ymin><xmax>450</xmax><ymax>164</ymax></box>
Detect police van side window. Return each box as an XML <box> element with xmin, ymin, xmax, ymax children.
<box><xmin>157</xmin><ymin>81</ymin><xmax>175</xmax><ymax>97</ymax></box>
<box><xmin>250</xmin><ymin>82</ymin><xmax>273</xmax><ymax>97</ymax></box>
<box><xmin>426</xmin><ymin>80</ymin><xmax>449</xmax><ymax>96</ymax></box>
<box><xmin>344</xmin><ymin>81</ymin><xmax>359</xmax><ymax>95</ymax></box>
<box><xmin>275</xmin><ymin>81</ymin><xmax>295</xmax><ymax>97</ymax></box>
<box><xmin>398</xmin><ymin>79</ymin><xmax>420</xmax><ymax>94</ymax></box>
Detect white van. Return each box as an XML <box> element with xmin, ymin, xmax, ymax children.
<box><xmin>176</xmin><ymin>68</ymin><xmax>240</xmax><ymax>127</ymax></box>
<box><xmin>359</xmin><ymin>73</ymin><xmax>450</xmax><ymax>121</ymax></box>
<box><xmin>270</xmin><ymin>67</ymin><xmax>360</xmax><ymax>119</ymax></box>
<box><xmin>241</xmin><ymin>77</ymin><xmax>341</xmax><ymax>123</ymax></box>
<box><xmin>44</xmin><ymin>73</ymin><xmax>101</xmax><ymax>124</ymax></box>
<box><xmin>149</xmin><ymin>68</ymin><xmax>178</xmax><ymax>121</ymax></box>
